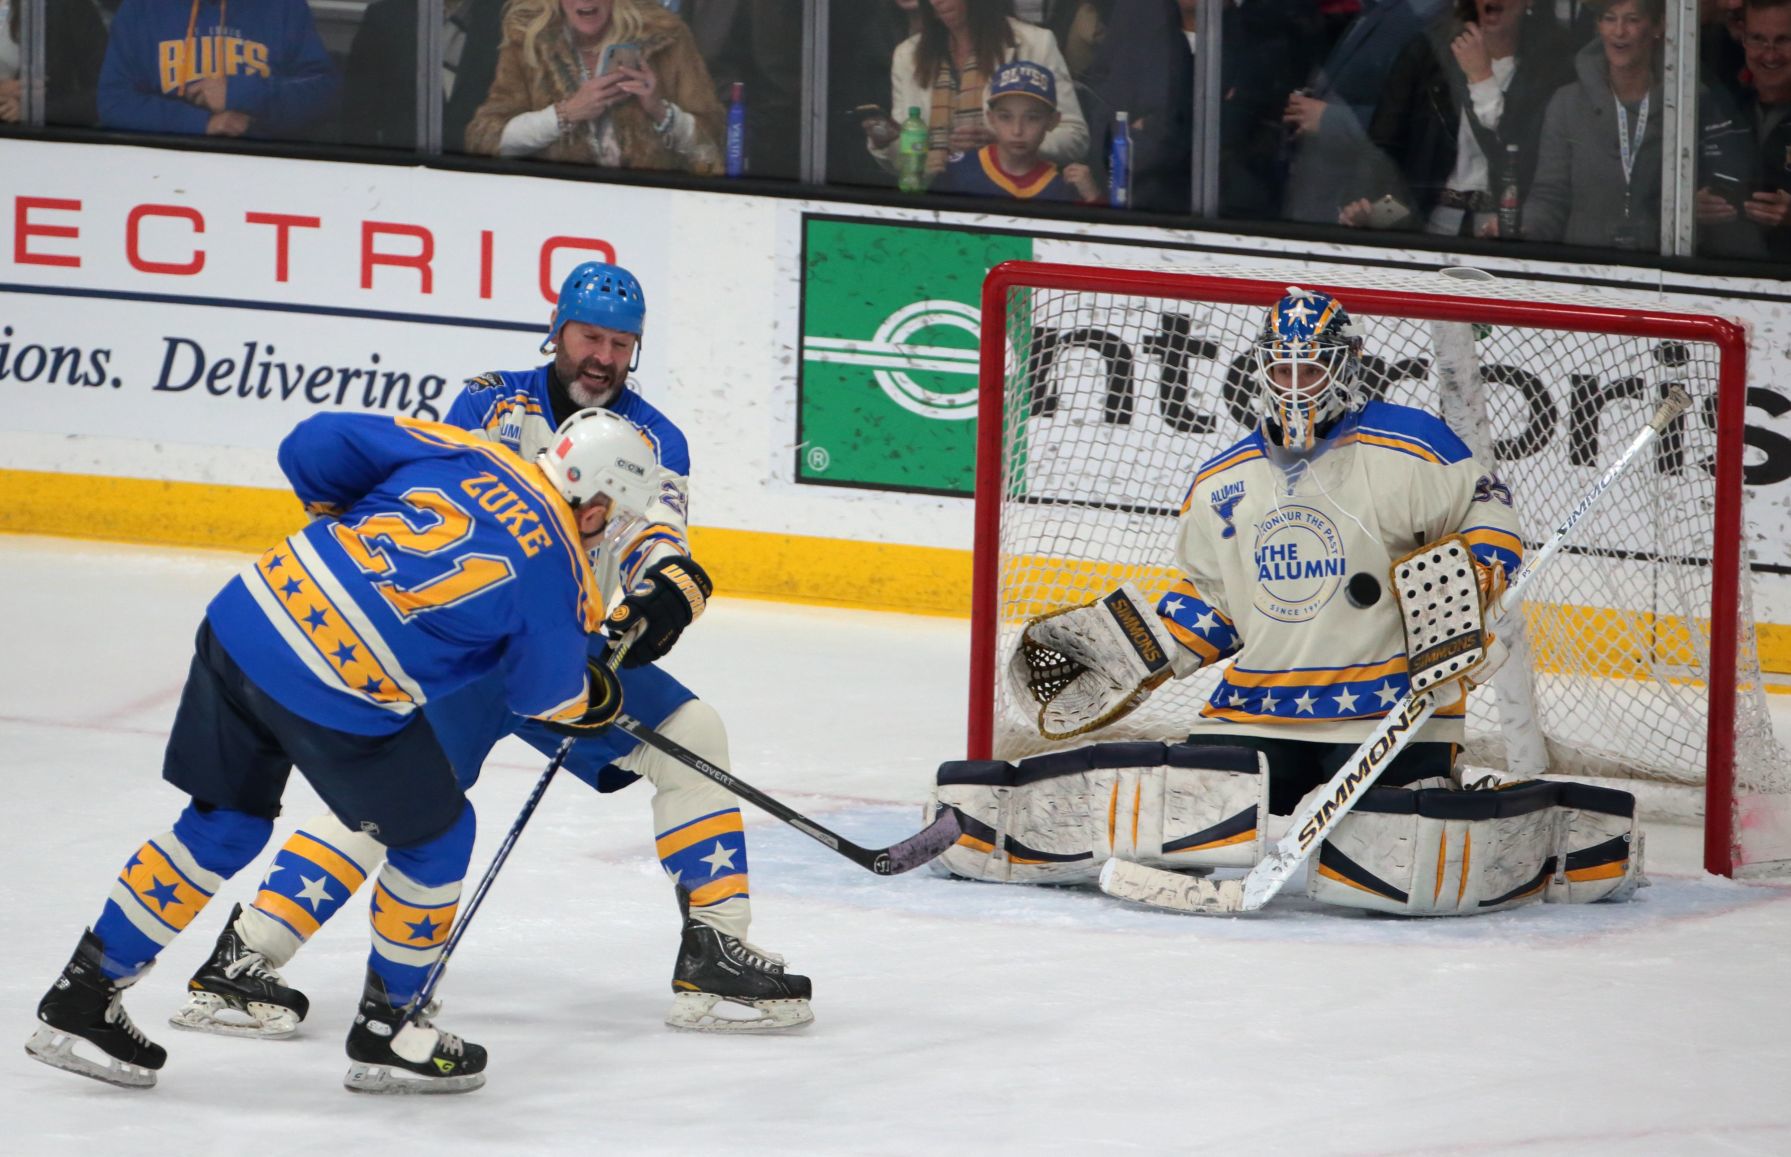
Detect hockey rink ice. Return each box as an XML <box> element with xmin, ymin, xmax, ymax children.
<box><xmin>5</xmin><ymin>535</ymin><xmax>1791</xmax><ymax>1156</ymax></box>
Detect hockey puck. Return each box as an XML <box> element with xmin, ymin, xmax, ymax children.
<box><xmin>1346</xmin><ymin>572</ymin><xmax>1381</xmax><ymax>608</ymax></box>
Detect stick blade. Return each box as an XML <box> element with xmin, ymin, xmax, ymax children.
<box><xmin>870</xmin><ymin>807</ymin><xmax>963</xmax><ymax>875</ymax></box>
<box><xmin>1098</xmin><ymin>858</ymin><xmax>1248</xmax><ymax>914</ymax></box>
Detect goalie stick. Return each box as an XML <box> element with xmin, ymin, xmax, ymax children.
<box><xmin>1099</xmin><ymin>385</ymin><xmax>1693</xmax><ymax>915</ymax></box>
<box><xmin>613</xmin><ymin>714</ymin><xmax>964</xmax><ymax>875</ymax></box>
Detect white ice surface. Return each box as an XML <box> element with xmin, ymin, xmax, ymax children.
<box><xmin>4</xmin><ymin>535</ymin><xmax>1791</xmax><ymax>1156</ymax></box>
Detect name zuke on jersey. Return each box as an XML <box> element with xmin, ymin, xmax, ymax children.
<box><xmin>1102</xmin><ymin>589</ymin><xmax>1168</xmax><ymax>673</ymax></box>
<box><xmin>460</xmin><ymin>473</ymin><xmax>554</xmax><ymax>557</ymax></box>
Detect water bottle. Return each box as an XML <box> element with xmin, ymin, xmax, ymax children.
<box><xmin>898</xmin><ymin>106</ymin><xmax>928</xmax><ymax>193</ymax></box>
<box><xmin>1497</xmin><ymin>143</ymin><xmax>1522</xmax><ymax>240</ymax></box>
<box><xmin>725</xmin><ymin>81</ymin><xmax>747</xmax><ymax>177</ymax></box>
<box><xmin>1107</xmin><ymin>111</ymin><xmax>1131</xmax><ymax>209</ymax></box>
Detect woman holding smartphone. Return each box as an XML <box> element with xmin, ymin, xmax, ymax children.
<box><xmin>466</xmin><ymin>0</ymin><xmax>724</xmax><ymax>174</ymax></box>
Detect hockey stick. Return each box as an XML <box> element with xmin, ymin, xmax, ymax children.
<box><xmin>1100</xmin><ymin>385</ymin><xmax>1693</xmax><ymax>915</ymax></box>
<box><xmin>403</xmin><ymin>631</ymin><xmax>640</xmax><ymax>1020</ymax></box>
<box><xmin>611</xmin><ymin>714</ymin><xmax>964</xmax><ymax>875</ymax></box>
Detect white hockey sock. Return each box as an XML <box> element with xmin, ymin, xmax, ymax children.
<box><xmin>621</xmin><ymin>700</ymin><xmax>754</xmax><ymax>941</ymax></box>
<box><xmin>237</xmin><ymin>812</ymin><xmax>384</xmax><ymax>967</ymax></box>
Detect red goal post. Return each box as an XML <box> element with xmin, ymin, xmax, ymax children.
<box><xmin>967</xmin><ymin>260</ymin><xmax>1780</xmax><ymax>879</ymax></box>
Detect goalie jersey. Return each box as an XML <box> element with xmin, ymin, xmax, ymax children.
<box><xmin>1159</xmin><ymin>401</ymin><xmax>1523</xmax><ymax>745</ymax></box>
<box><xmin>206</xmin><ymin>414</ymin><xmax>604</xmax><ymax>736</ymax></box>
<box><xmin>444</xmin><ymin>365</ymin><xmax>691</xmax><ymax>604</ymax></box>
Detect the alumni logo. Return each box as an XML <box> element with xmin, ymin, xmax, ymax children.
<box><xmin>1251</xmin><ymin>503</ymin><xmax>1347</xmax><ymax>623</ymax></box>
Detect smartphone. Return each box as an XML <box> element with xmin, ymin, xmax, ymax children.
<box><xmin>841</xmin><ymin>102</ymin><xmax>890</xmax><ymax>122</ymax></box>
<box><xmin>598</xmin><ymin>42</ymin><xmax>644</xmax><ymax>75</ymax></box>
<box><xmin>1709</xmin><ymin>171</ymin><xmax>1745</xmax><ymax>208</ymax></box>
<box><xmin>1367</xmin><ymin>194</ymin><xmax>1409</xmax><ymax>229</ymax></box>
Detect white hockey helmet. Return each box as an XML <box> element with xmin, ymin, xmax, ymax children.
<box><xmin>537</xmin><ymin>408</ymin><xmax>658</xmax><ymax>518</ymax></box>
<box><xmin>1252</xmin><ymin>288</ymin><xmax>1365</xmax><ymax>450</ymax></box>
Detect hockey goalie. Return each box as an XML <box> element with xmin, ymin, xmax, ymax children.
<box><xmin>931</xmin><ymin>288</ymin><xmax>1644</xmax><ymax>915</ymax></box>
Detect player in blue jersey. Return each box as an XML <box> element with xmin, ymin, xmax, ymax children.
<box><xmin>27</xmin><ymin>407</ymin><xmax>655</xmax><ymax>1093</ymax></box>
<box><xmin>174</xmin><ymin>262</ymin><xmax>814</xmax><ymax>1040</ymax></box>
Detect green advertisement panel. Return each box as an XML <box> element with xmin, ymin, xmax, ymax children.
<box><xmin>798</xmin><ymin>217</ymin><xmax>1032</xmax><ymax>494</ymax></box>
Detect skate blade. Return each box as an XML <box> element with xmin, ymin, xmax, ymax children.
<box><xmin>25</xmin><ymin>1025</ymin><xmax>156</xmax><ymax>1089</ymax></box>
<box><xmin>665</xmin><ymin>992</ymin><xmax>814</xmax><ymax>1034</ymax></box>
<box><xmin>169</xmin><ymin>994</ymin><xmax>300</xmax><ymax>1040</ymax></box>
<box><xmin>343</xmin><ymin>1062</ymin><xmax>485</xmax><ymax>1095</ymax></box>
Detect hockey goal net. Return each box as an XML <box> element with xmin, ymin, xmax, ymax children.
<box><xmin>967</xmin><ymin>261</ymin><xmax>1791</xmax><ymax>878</ymax></box>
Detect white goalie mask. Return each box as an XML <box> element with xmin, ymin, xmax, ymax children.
<box><xmin>1251</xmin><ymin>289</ymin><xmax>1365</xmax><ymax>451</ymax></box>
<box><xmin>536</xmin><ymin>408</ymin><xmax>659</xmax><ymax>527</ymax></box>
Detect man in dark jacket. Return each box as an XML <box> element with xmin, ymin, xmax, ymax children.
<box><xmin>1698</xmin><ymin>0</ymin><xmax>1791</xmax><ymax>257</ymax></box>
<box><xmin>340</xmin><ymin>0</ymin><xmax>505</xmax><ymax>151</ymax></box>
<box><xmin>1337</xmin><ymin>0</ymin><xmax>1573</xmax><ymax>235</ymax></box>
<box><xmin>97</xmin><ymin>0</ymin><xmax>340</xmax><ymax>139</ymax></box>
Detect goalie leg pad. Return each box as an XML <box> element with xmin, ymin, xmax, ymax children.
<box><xmin>931</xmin><ymin>741</ymin><xmax>1269</xmax><ymax>885</ymax></box>
<box><xmin>1307</xmin><ymin>781</ymin><xmax>1641</xmax><ymax>916</ymax></box>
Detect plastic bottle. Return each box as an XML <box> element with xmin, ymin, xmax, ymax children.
<box><xmin>897</xmin><ymin>106</ymin><xmax>928</xmax><ymax>193</ymax></box>
<box><xmin>1107</xmin><ymin>111</ymin><xmax>1132</xmax><ymax>209</ymax></box>
<box><xmin>1497</xmin><ymin>144</ymin><xmax>1521</xmax><ymax>240</ymax></box>
<box><xmin>725</xmin><ymin>81</ymin><xmax>747</xmax><ymax>177</ymax></box>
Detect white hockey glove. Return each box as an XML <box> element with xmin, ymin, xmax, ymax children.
<box><xmin>1006</xmin><ymin>582</ymin><xmax>1176</xmax><ymax>740</ymax></box>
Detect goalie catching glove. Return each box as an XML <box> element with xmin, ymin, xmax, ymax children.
<box><xmin>544</xmin><ymin>658</ymin><xmax>625</xmax><ymax>737</ymax></box>
<box><xmin>1006</xmin><ymin>582</ymin><xmax>1179</xmax><ymax>740</ymax></box>
<box><xmin>608</xmin><ymin>555</ymin><xmax>713</xmax><ymax>667</ymax></box>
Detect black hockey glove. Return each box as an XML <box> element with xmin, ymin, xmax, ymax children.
<box><xmin>543</xmin><ymin>658</ymin><xmax>625</xmax><ymax>738</ymax></box>
<box><xmin>607</xmin><ymin>555</ymin><xmax>713</xmax><ymax>668</ymax></box>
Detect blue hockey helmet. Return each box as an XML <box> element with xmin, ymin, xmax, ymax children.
<box><xmin>541</xmin><ymin>261</ymin><xmax>647</xmax><ymax>357</ymax></box>
<box><xmin>1251</xmin><ymin>288</ymin><xmax>1364</xmax><ymax>450</ymax></box>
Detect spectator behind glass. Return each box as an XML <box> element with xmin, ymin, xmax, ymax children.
<box><xmin>1076</xmin><ymin>0</ymin><xmax>1190</xmax><ymax>212</ymax></box>
<box><xmin>934</xmin><ymin>58</ymin><xmax>1098</xmax><ymax>200</ymax></box>
<box><xmin>3</xmin><ymin>0</ymin><xmax>107</xmax><ymax>126</ymax></box>
<box><xmin>1281</xmin><ymin>0</ymin><xmax>1451</xmax><ymax>223</ymax></box>
<box><xmin>1522</xmin><ymin>0</ymin><xmax>1664</xmax><ymax>249</ymax></box>
<box><xmin>1338</xmin><ymin>0</ymin><xmax>1571</xmax><ymax>236</ymax></box>
<box><xmin>830</xmin><ymin>0</ymin><xmax>920</xmax><ymax>187</ymax></box>
<box><xmin>863</xmin><ymin>0</ymin><xmax>1087</xmax><ymax>179</ymax></box>
<box><xmin>97</xmin><ymin>0</ymin><xmax>340</xmax><ymax>139</ymax></box>
<box><xmin>1697</xmin><ymin>0</ymin><xmax>1791</xmax><ymax>257</ymax></box>
<box><xmin>341</xmin><ymin>0</ymin><xmax>505</xmax><ymax>152</ymax></box>
<box><xmin>1217</xmin><ymin>0</ymin><xmax>1328</xmax><ymax>219</ymax></box>
<box><xmin>466</xmin><ymin>0</ymin><xmax>724</xmax><ymax>173</ymax></box>
<box><xmin>1702</xmin><ymin>0</ymin><xmax>1748</xmax><ymax>104</ymax></box>
<box><xmin>678</xmin><ymin>0</ymin><xmax>803</xmax><ymax>179</ymax></box>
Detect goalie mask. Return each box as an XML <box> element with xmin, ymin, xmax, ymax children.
<box><xmin>1252</xmin><ymin>289</ymin><xmax>1364</xmax><ymax>451</ymax></box>
<box><xmin>537</xmin><ymin>408</ymin><xmax>659</xmax><ymax>530</ymax></box>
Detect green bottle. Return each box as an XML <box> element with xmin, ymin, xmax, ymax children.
<box><xmin>897</xmin><ymin>106</ymin><xmax>928</xmax><ymax>193</ymax></box>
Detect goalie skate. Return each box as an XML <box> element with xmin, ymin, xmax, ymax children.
<box><xmin>666</xmin><ymin>918</ymin><xmax>814</xmax><ymax>1033</ymax></box>
<box><xmin>25</xmin><ymin>929</ymin><xmax>165</xmax><ymax>1089</ymax></box>
<box><xmin>169</xmin><ymin>904</ymin><xmax>309</xmax><ymax>1039</ymax></box>
<box><xmin>343</xmin><ymin>971</ymin><xmax>486</xmax><ymax>1095</ymax></box>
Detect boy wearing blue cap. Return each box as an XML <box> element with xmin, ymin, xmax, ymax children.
<box><xmin>936</xmin><ymin>60</ymin><xmax>1099</xmax><ymax>203</ymax></box>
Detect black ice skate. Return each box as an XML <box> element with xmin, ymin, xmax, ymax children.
<box><xmin>668</xmin><ymin>916</ymin><xmax>814</xmax><ymax>1033</ymax></box>
<box><xmin>169</xmin><ymin>904</ymin><xmax>310</xmax><ymax>1039</ymax></box>
<box><xmin>25</xmin><ymin>929</ymin><xmax>166</xmax><ymax>1089</ymax></box>
<box><xmin>343</xmin><ymin>970</ymin><xmax>486</xmax><ymax>1095</ymax></box>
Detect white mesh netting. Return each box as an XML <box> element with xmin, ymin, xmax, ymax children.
<box><xmin>976</xmin><ymin>266</ymin><xmax>1790</xmax><ymax>873</ymax></box>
